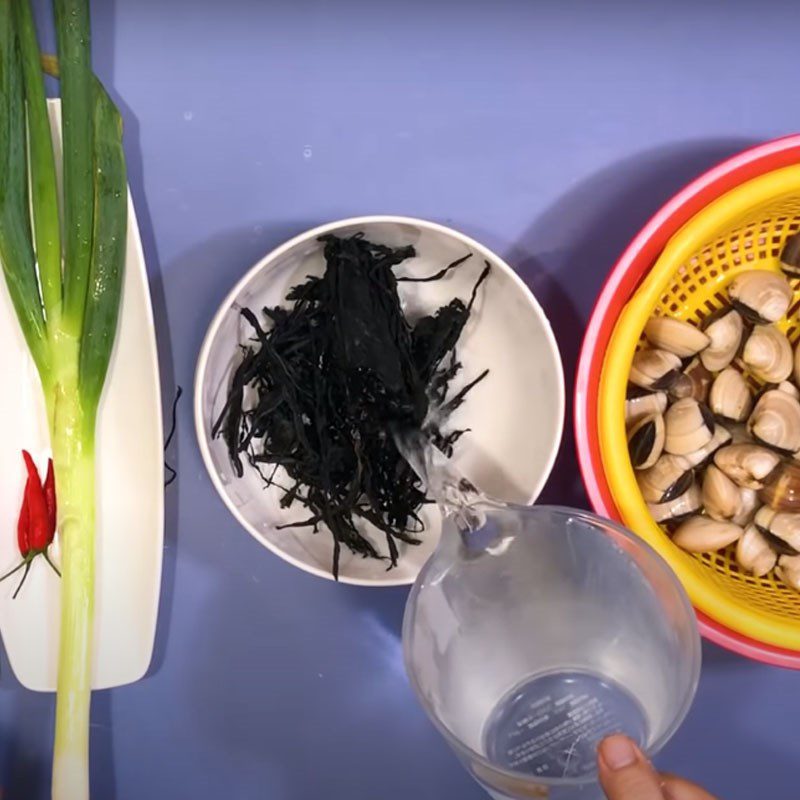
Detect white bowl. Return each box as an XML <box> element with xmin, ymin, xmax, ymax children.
<box><xmin>195</xmin><ymin>216</ymin><xmax>564</xmax><ymax>585</ymax></box>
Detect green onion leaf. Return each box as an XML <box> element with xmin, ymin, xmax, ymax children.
<box><xmin>0</xmin><ymin>0</ymin><xmax>48</xmax><ymax>374</ymax></box>
<box><xmin>15</xmin><ymin>0</ymin><xmax>62</xmax><ymax>325</ymax></box>
<box><xmin>79</xmin><ymin>82</ymin><xmax>126</xmax><ymax>414</ymax></box>
<box><xmin>53</xmin><ymin>0</ymin><xmax>93</xmax><ymax>336</ymax></box>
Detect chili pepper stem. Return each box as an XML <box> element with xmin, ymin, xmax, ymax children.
<box><xmin>0</xmin><ymin>551</ymin><xmax>62</xmax><ymax>593</ymax></box>
<box><xmin>0</xmin><ymin>557</ymin><xmax>29</xmax><ymax>584</ymax></box>
<box><xmin>13</xmin><ymin>561</ymin><xmax>32</xmax><ymax>599</ymax></box>
<box><xmin>49</xmin><ymin>338</ymin><xmax>96</xmax><ymax>800</ymax></box>
<box><xmin>44</xmin><ymin>550</ymin><xmax>62</xmax><ymax>578</ymax></box>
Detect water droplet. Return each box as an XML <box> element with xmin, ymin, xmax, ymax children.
<box><xmin>303</xmin><ymin>145</ymin><xmax>312</xmax><ymax>159</ymax></box>
<box><xmin>183</xmin><ymin>111</ymin><xmax>194</xmax><ymax>122</ymax></box>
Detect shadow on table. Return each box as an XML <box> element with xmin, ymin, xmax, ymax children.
<box><xmin>660</xmin><ymin>641</ymin><xmax>799</xmax><ymax>798</ymax></box>
<box><xmin>104</xmin><ymin>79</ymin><xmax>181</xmax><ymax>691</ymax></box>
<box><xmin>147</xmin><ymin>220</ymin><xmax>317</xmax><ymax>577</ymax></box>
<box><xmin>0</xmin><ymin>633</ymin><xmax>118</xmax><ymax>798</ymax></box>
<box><xmin>90</xmin><ymin>0</ymin><xmax>184</xmax><ymax>689</ymax></box>
<box><xmin>0</xmin><ymin>689</ymin><xmax>51</xmax><ymax>800</ymax></box>
<box><xmin>180</xmin><ymin>563</ymin><xmax>480</xmax><ymax>800</ymax></box>
<box><xmin>475</xmin><ymin>137</ymin><xmax>756</xmax><ymax>512</ymax></box>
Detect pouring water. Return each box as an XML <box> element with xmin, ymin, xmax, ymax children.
<box><xmin>397</xmin><ymin>432</ymin><xmax>701</xmax><ymax>800</ymax></box>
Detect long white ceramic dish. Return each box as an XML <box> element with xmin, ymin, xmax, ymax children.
<box><xmin>0</xmin><ymin>102</ymin><xmax>164</xmax><ymax>691</ymax></box>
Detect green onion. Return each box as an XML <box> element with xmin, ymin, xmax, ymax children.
<box><xmin>0</xmin><ymin>2</ymin><xmax>126</xmax><ymax>798</ymax></box>
<box><xmin>80</xmin><ymin>81</ymin><xmax>126</xmax><ymax>415</ymax></box>
<box><xmin>14</xmin><ymin>0</ymin><xmax>61</xmax><ymax>325</ymax></box>
<box><xmin>0</xmin><ymin>0</ymin><xmax>48</xmax><ymax>375</ymax></box>
<box><xmin>53</xmin><ymin>0</ymin><xmax>94</xmax><ymax>338</ymax></box>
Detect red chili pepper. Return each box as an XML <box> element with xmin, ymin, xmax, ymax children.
<box><xmin>17</xmin><ymin>477</ymin><xmax>31</xmax><ymax>558</ymax></box>
<box><xmin>44</xmin><ymin>458</ymin><xmax>56</xmax><ymax>538</ymax></box>
<box><xmin>23</xmin><ymin>450</ymin><xmax>52</xmax><ymax>552</ymax></box>
<box><xmin>0</xmin><ymin>452</ymin><xmax>61</xmax><ymax>599</ymax></box>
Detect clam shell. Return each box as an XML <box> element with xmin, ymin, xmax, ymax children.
<box><xmin>648</xmin><ymin>482</ymin><xmax>702</xmax><ymax>523</ymax></box>
<box><xmin>736</xmin><ymin>525</ymin><xmax>777</xmax><ymax>577</ymax></box>
<box><xmin>700</xmin><ymin>308</ymin><xmax>743</xmax><ymax>372</ymax></box>
<box><xmin>702</xmin><ymin>464</ymin><xmax>741</xmax><ymax>522</ymax></box>
<box><xmin>709</xmin><ymin>368</ymin><xmax>752</xmax><ymax>423</ymax></box>
<box><xmin>644</xmin><ymin>317</ymin><xmax>709</xmax><ymax>358</ymax></box>
<box><xmin>672</xmin><ymin>516</ymin><xmax>743</xmax><ymax>553</ymax></box>
<box><xmin>636</xmin><ymin>454</ymin><xmax>693</xmax><ymax>503</ymax></box>
<box><xmin>747</xmin><ymin>389</ymin><xmax>800</xmax><ymax>454</ymax></box>
<box><xmin>683</xmin><ymin>425</ymin><xmax>732</xmax><ymax>468</ymax></box>
<box><xmin>714</xmin><ymin>444</ymin><xmax>780</xmax><ymax>490</ymax></box>
<box><xmin>628</xmin><ymin>414</ymin><xmax>665</xmax><ymax>470</ymax></box>
<box><xmin>742</xmin><ymin>325</ymin><xmax>792</xmax><ymax>383</ymax></box>
<box><xmin>777</xmin><ymin>554</ymin><xmax>800</xmax><ymax>592</ymax></box>
<box><xmin>759</xmin><ymin>459</ymin><xmax>800</xmax><ymax>512</ymax></box>
<box><xmin>727</xmin><ymin>270</ymin><xmax>792</xmax><ymax>324</ymax></box>
<box><xmin>625</xmin><ymin>391</ymin><xmax>668</xmax><ymax>427</ymax></box>
<box><xmin>629</xmin><ymin>348</ymin><xmax>682</xmax><ymax>391</ymax></box>
<box><xmin>665</xmin><ymin>398</ymin><xmax>715</xmax><ymax>456</ymax></box>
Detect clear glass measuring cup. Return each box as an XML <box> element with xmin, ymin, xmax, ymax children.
<box><xmin>403</xmin><ymin>505</ymin><xmax>701</xmax><ymax>800</ymax></box>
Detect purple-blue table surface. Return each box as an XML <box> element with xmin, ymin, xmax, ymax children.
<box><xmin>3</xmin><ymin>0</ymin><xmax>800</xmax><ymax>797</ymax></box>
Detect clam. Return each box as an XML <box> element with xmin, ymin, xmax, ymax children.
<box><xmin>669</xmin><ymin>358</ymin><xmax>713</xmax><ymax>403</ymax></box>
<box><xmin>754</xmin><ymin>504</ymin><xmax>777</xmax><ymax>533</ymax></box>
<box><xmin>708</xmin><ymin>368</ymin><xmax>752</xmax><ymax>422</ymax></box>
<box><xmin>627</xmin><ymin>414</ymin><xmax>664</xmax><ymax>470</ymax></box>
<box><xmin>664</xmin><ymin>398</ymin><xmax>715</xmax><ymax>455</ymax></box>
<box><xmin>727</xmin><ymin>422</ymin><xmax>752</xmax><ymax>445</ymax></box>
<box><xmin>780</xmin><ymin>232</ymin><xmax>800</xmax><ymax>278</ymax></box>
<box><xmin>762</xmin><ymin>512</ymin><xmax>800</xmax><ymax>553</ymax></box>
<box><xmin>747</xmin><ymin>389</ymin><xmax>800</xmax><ymax>454</ymax></box>
<box><xmin>648</xmin><ymin>481</ymin><xmax>702</xmax><ymax>524</ymax></box>
<box><xmin>777</xmin><ymin>554</ymin><xmax>800</xmax><ymax>592</ymax></box>
<box><xmin>714</xmin><ymin>444</ymin><xmax>780</xmax><ymax>489</ymax></box>
<box><xmin>779</xmin><ymin>380</ymin><xmax>800</xmax><ymax>400</ymax></box>
<box><xmin>758</xmin><ymin>459</ymin><xmax>800</xmax><ymax>512</ymax></box>
<box><xmin>625</xmin><ymin>391</ymin><xmax>668</xmax><ymax>427</ymax></box>
<box><xmin>671</xmin><ymin>516</ymin><xmax>743</xmax><ymax>553</ymax></box>
<box><xmin>644</xmin><ymin>317</ymin><xmax>709</xmax><ymax>358</ymax></box>
<box><xmin>702</xmin><ymin>465</ymin><xmax>758</xmax><ymax>525</ymax></box>
<box><xmin>732</xmin><ymin>487</ymin><xmax>759</xmax><ymax>527</ymax></box>
<box><xmin>636</xmin><ymin>454</ymin><xmax>693</xmax><ymax>503</ymax></box>
<box><xmin>754</xmin><ymin>507</ymin><xmax>800</xmax><ymax>555</ymax></box>
<box><xmin>700</xmin><ymin>308</ymin><xmax>743</xmax><ymax>372</ymax></box>
<box><xmin>727</xmin><ymin>270</ymin><xmax>792</xmax><ymax>324</ymax></box>
<box><xmin>702</xmin><ymin>465</ymin><xmax>742</xmax><ymax>522</ymax></box>
<box><xmin>683</xmin><ymin>425</ymin><xmax>732</xmax><ymax>468</ymax></box>
<box><xmin>629</xmin><ymin>348</ymin><xmax>682</xmax><ymax>391</ymax></box>
<box><xmin>736</xmin><ymin>525</ymin><xmax>778</xmax><ymax>577</ymax></box>
<box><xmin>742</xmin><ymin>324</ymin><xmax>793</xmax><ymax>383</ymax></box>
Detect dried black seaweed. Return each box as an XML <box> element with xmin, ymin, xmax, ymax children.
<box><xmin>213</xmin><ymin>233</ymin><xmax>489</xmax><ymax>578</ymax></box>
<box><xmin>164</xmin><ymin>385</ymin><xmax>183</xmax><ymax>487</ymax></box>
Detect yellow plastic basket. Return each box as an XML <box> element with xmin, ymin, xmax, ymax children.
<box><xmin>600</xmin><ymin>165</ymin><xmax>800</xmax><ymax>651</ymax></box>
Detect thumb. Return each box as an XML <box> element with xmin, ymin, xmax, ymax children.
<box><xmin>597</xmin><ymin>735</ymin><xmax>665</xmax><ymax>800</ymax></box>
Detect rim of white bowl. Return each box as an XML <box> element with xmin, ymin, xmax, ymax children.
<box><xmin>194</xmin><ymin>215</ymin><xmax>566</xmax><ymax>586</ymax></box>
